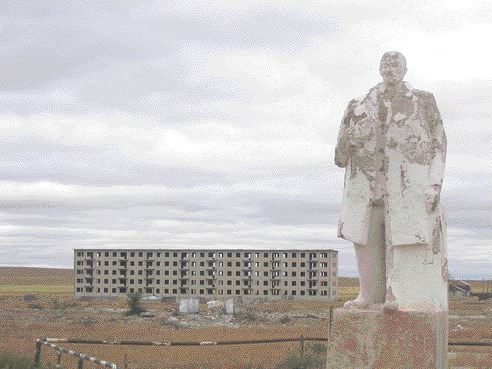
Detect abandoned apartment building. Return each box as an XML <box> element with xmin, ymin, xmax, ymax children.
<box><xmin>74</xmin><ymin>249</ymin><xmax>338</xmax><ymax>300</ymax></box>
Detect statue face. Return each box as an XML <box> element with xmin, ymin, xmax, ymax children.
<box><xmin>379</xmin><ymin>53</ymin><xmax>407</xmax><ymax>86</ymax></box>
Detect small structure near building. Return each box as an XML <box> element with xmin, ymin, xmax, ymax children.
<box><xmin>448</xmin><ymin>280</ymin><xmax>471</xmax><ymax>298</ymax></box>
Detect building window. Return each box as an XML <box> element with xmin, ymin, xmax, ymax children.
<box><xmin>227</xmin><ymin>252</ymin><xmax>232</xmax><ymax>257</ymax></box>
<box><xmin>219</xmin><ymin>252</ymin><xmax>223</xmax><ymax>257</ymax></box>
<box><xmin>263</xmin><ymin>290</ymin><xmax>268</xmax><ymax>295</ymax></box>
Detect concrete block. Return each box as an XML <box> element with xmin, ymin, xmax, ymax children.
<box><xmin>224</xmin><ymin>298</ymin><xmax>235</xmax><ymax>314</ymax></box>
<box><xmin>178</xmin><ymin>298</ymin><xmax>199</xmax><ymax>314</ymax></box>
<box><xmin>207</xmin><ymin>300</ymin><xmax>225</xmax><ymax>313</ymax></box>
<box><xmin>326</xmin><ymin>308</ymin><xmax>448</xmax><ymax>369</ymax></box>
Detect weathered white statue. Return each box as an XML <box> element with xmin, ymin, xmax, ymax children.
<box><xmin>335</xmin><ymin>51</ymin><xmax>448</xmax><ymax>312</ymax></box>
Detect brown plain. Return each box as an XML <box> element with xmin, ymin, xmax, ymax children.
<box><xmin>0</xmin><ymin>267</ymin><xmax>491</xmax><ymax>368</ymax></box>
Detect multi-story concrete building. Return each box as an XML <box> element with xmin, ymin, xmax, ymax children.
<box><xmin>74</xmin><ymin>249</ymin><xmax>338</xmax><ymax>300</ymax></box>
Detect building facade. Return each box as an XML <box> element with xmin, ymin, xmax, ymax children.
<box><xmin>74</xmin><ymin>249</ymin><xmax>338</xmax><ymax>300</ymax></box>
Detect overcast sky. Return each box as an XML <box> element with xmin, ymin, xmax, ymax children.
<box><xmin>1</xmin><ymin>1</ymin><xmax>491</xmax><ymax>277</ymax></box>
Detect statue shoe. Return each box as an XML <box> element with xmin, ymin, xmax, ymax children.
<box><xmin>343</xmin><ymin>296</ymin><xmax>369</xmax><ymax>309</ymax></box>
<box><xmin>383</xmin><ymin>300</ymin><xmax>399</xmax><ymax>311</ymax></box>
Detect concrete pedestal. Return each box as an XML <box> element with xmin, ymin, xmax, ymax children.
<box><xmin>326</xmin><ymin>308</ymin><xmax>448</xmax><ymax>369</ymax></box>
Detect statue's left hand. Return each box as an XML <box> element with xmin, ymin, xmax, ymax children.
<box><xmin>424</xmin><ymin>185</ymin><xmax>441</xmax><ymax>213</ymax></box>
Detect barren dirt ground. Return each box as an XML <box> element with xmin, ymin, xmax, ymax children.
<box><xmin>1</xmin><ymin>267</ymin><xmax>491</xmax><ymax>368</ymax></box>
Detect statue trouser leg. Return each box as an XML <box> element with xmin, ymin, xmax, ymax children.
<box><xmin>344</xmin><ymin>204</ymin><xmax>386</xmax><ymax>308</ymax></box>
<box><xmin>383</xmin><ymin>206</ymin><xmax>449</xmax><ymax>311</ymax></box>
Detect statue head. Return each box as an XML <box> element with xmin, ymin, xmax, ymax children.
<box><xmin>379</xmin><ymin>51</ymin><xmax>407</xmax><ymax>87</ymax></box>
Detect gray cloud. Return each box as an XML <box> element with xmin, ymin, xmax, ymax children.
<box><xmin>0</xmin><ymin>1</ymin><xmax>491</xmax><ymax>278</ymax></box>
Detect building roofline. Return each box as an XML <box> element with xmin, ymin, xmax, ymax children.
<box><xmin>73</xmin><ymin>248</ymin><xmax>338</xmax><ymax>253</ymax></box>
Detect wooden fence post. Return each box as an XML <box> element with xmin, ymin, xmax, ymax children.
<box><xmin>55</xmin><ymin>351</ymin><xmax>62</xmax><ymax>368</ymax></box>
<box><xmin>34</xmin><ymin>340</ymin><xmax>42</xmax><ymax>368</ymax></box>
<box><xmin>300</xmin><ymin>335</ymin><xmax>305</xmax><ymax>357</ymax></box>
<box><xmin>328</xmin><ymin>306</ymin><xmax>333</xmax><ymax>339</ymax></box>
<box><xmin>78</xmin><ymin>355</ymin><xmax>84</xmax><ymax>369</ymax></box>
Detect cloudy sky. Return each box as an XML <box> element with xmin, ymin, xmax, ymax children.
<box><xmin>1</xmin><ymin>1</ymin><xmax>491</xmax><ymax>277</ymax></box>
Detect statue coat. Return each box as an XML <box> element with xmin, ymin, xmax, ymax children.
<box><xmin>335</xmin><ymin>82</ymin><xmax>447</xmax><ymax>247</ymax></box>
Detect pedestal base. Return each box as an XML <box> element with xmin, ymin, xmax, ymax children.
<box><xmin>326</xmin><ymin>308</ymin><xmax>448</xmax><ymax>369</ymax></box>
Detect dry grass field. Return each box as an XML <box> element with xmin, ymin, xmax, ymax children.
<box><xmin>0</xmin><ymin>267</ymin><xmax>491</xmax><ymax>368</ymax></box>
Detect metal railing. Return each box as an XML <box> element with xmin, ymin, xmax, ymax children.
<box><xmin>34</xmin><ymin>335</ymin><xmax>492</xmax><ymax>369</ymax></box>
<box><xmin>34</xmin><ymin>339</ymin><xmax>120</xmax><ymax>369</ymax></box>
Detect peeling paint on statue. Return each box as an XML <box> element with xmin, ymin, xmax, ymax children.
<box><xmin>334</xmin><ymin>51</ymin><xmax>448</xmax><ymax>312</ymax></box>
